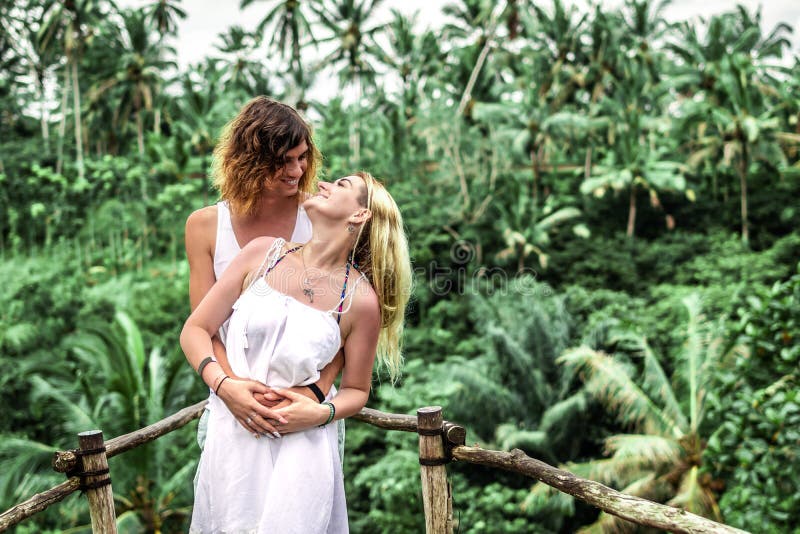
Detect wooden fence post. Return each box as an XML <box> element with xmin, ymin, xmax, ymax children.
<box><xmin>77</xmin><ymin>430</ymin><xmax>117</xmax><ymax>534</ymax></box>
<box><xmin>417</xmin><ymin>406</ymin><xmax>453</xmax><ymax>534</ymax></box>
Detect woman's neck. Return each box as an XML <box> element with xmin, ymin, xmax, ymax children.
<box><xmin>303</xmin><ymin>234</ymin><xmax>352</xmax><ymax>271</ymax></box>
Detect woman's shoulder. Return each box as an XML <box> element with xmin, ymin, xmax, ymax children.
<box><xmin>348</xmin><ymin>271</ymin><xmax>380</xmax><ymax>319</ymax></box>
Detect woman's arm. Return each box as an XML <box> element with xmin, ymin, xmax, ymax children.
<box><xmin>181</xmin><ymin>237</ymin><xmax>289</xmax><ymax>436</ymax></box>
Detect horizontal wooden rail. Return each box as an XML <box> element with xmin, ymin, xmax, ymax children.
<box><xmin>451</xmin><ymin>446</ymin><xmax>749</xmax><ymax>534</ymax></box>
<box><xmin>2</xmin><ymin>402</ymin><xmax>749</xmax><ymax>534</ymax></box>
<box><xmin>1</xmin><ymin>401</ymin><xmax>208</xmax><ymax>531</ymax></box>
<box><xmin>53</xmin><ymin>401</ymin><xmax>208</xmax><ymax>473</ymax></box>
<box><xmin>0</xmin><ymin>478</ymin><xmax>81</xmax><ymax>531</ymax></box>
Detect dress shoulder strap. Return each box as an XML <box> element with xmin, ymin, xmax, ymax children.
<box><xmin>330</xmin><ymin>269</ymin><xmax>368</xmax><ymax>322</ymax></box>
<box><xmin>248</xmin><ymin>238</ymin><xmax>286</xmax><ymax>289</ymax></box>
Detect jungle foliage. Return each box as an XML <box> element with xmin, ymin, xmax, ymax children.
<box><xmin>1</xmin><ymin>0</ymin><xmax>798</xmax><ymax>532</ymax></box>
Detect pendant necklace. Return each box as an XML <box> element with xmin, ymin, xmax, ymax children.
<box><xmin>300</xmin><ymin>245</ymin><xmax>327</xmax><ymax>303</ymax></box>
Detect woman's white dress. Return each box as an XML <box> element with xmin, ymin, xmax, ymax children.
<box><xmin>191</xmin><ymin>239</ymin><xmax>360</xmax><ymax>533</ymax></box>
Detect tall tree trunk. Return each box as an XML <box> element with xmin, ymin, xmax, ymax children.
<box><xmin>627</xmin><ymin>184</ymin><xmax>637</xmax><ymax>238</ymax></box>
<box><xmin>71</xmin><ymin>58</ymin><xmax>85</xmax><ymax>180</ymax></box>
<box><xmin>456</xmin><ymin>2</ymin><xmax>505</xmax><ymax>117</ymax></box>
<box><xmin>530</xmin><ymin>148</ymin><xmax>539</xmax><ymax>210</ymax></box>
<box><xmin>153</xmin><ymin>107</ymin><xmax>161</xmax><ymax>134</ymax></box>
<box><xmin>37</xmin><ymin>70</ymin><xmax>50</xmax><ymax>152</ymax></box>
<box><xmin>136</xmin><ymin>110</ymin><xmax>145</xmax><ymax>157</ymax></box>
<box><xmin>739</xmin><ymin>141</ymin><xmax>749</xmax><ymax>246</ymax></box>
<box><xmin>56</xmin><ymin>64</ymin><xmax>70</xmax><ymax>175</ymax></box>
<box><xmin>350</xmin><ymin>77</ymin><xmax>361</xmax><ymax>165</ymax></box>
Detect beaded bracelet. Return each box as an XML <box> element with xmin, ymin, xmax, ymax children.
<box><xmin>319</xmin><ymin>401</ymin><xmax>335</xmax><ymax>427</ymax></box>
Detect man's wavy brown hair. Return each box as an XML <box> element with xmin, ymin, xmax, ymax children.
<box><xmin>212</xmin><ymin>96</ymin><xmax>319</xmax><ymax>215</ymax></box>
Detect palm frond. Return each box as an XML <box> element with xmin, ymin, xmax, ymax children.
<box><xmin>617</xmin><ymin>472</ymin><xmax>672</xmax><ymax>502</ymax></box>
<box><xmin>578</xmin><ymin>510</ymin><xmax>638</xmax><ymax>534</ymax></box>
<box><xmin>0</xmin><ymin>437</ymin><xmax>59</xmax><ymax>507</ymax></box>
<box><xmin>667</xmin><ymin>465</ymin><xmax>721</xmax><ymax>520</ymax></box>
<box><xmin>559</xmin><ymin>347</ymin><xmax>683</xmax><ymax>438</ymax></box>
<box><xmin>603</xmin><ymin>434</ymin><xmax>683</xmax><ymax>473</ymax></box>
<box><xmin>495</xmin><ymin>424</ymin><xmax>557</xmax><ymax>463</ymax></box>
<box><xmin>680</xmin><ymin>294</ymin><xmax>706</xmax><ymax>433</ymax></box>
<box><xmin>539</xmin><ymin>392</ymin><xmax>587</xmax><ymax>434</ymax></box>
<box><xmin>29</xmin><ymin>375</ymin><xmax>98</xmax><ymax>434</ymax></box>
<box><xmin>629</xmin><ymin>334</ymin><xmax>688</xmax><ymax>433</ymax></box>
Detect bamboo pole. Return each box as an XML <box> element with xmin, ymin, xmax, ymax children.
<box><xmin>77</xmin><ymin>431</ymin><xmax>117</xmax><ymax>534</ymax></box>
<box><xmin>417</xmin><ymin>406</ymin><xmax>453</xmax><ymax>534</ymax></box>
<box><xmin>451</xmin><ymin>446</ymin><xmax>749</xmax><ymax>534</ymax></box>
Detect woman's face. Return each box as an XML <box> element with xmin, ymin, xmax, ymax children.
<box><xmin>266</xmin><ymin>140</ymin><xmax>308</xmax><ymax>195</ymax></box>
<box><xmin>304</xmin><ymin>175</ymin><xmax>367</xmax><ymax>221</ymax></box>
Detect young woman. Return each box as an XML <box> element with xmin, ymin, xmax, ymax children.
<box><xmin>181</xmin><ymin>172</ymin><xmax>411</xmax><ymax>532</ymax></box>
<box><xmin>185</xmin><ymin>96</ymin><xmax>342</xmax><ymax>436</ymax></box>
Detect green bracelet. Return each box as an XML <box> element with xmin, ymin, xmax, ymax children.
<box><xmin>319</xmin><ymin>401</ymin><xmax>335</xmax><ymax>427</ymax></box>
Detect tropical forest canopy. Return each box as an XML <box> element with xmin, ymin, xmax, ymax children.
<box><xmin>0</xmin><ymin>0</ymin><xmax>798</xmax><ymax>532</ymax></box>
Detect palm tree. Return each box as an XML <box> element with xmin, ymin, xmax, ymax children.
<box><xmin>439</xmin><ymin>278</ymin><xmax>589</xmax><ymax>531</ymax></box>
<box><xmin>38</xmin><ymin>0</ymin><xmax>108</xmax><ymax>180</ymax></box>
<box><xmin>670</xmin><ymin>7</ymin><xmax>794</xmax><ymax>245</ymax></box>
<box><xmin>375</xmin><ymin>9</ymin><xmax>442</xmax><ymax>169</ymax></box>
<box><xmin>312</xmin><ymin>0</ymin><xmax>386</xmax><ymax>162</ymax></box>
<box><xmin>88</xmin><ymin>8</ymin><xmax>177</xmax><ymax>160</ymax></box>
<box><xmin>313</xmin><ymin>0</ymin><xmax>385</xmax><ymax>93</ymax></box>
<box><xmin>241</xmin><ymin>0</ymin><xmax>316</xmax><ymax>106</ymax></box>
<box><xmin>526</xmin><ymin>0</ymin><xmax>589</xmax><ymax>102</ymax></box>
<box><xmin>212</xmin><ymin>25</ymin><xmax>272</xmax><ymax>96</ymax></box>
<box><xmin>171</xmin><ymin>63</ymin><xmax>242</xmax><ymax>201</ymax></box>
<box><xmin>0</xmin><ymin>4</ymin><xmax>26</xmax><ymax>156</ymax></box>
<box><xmin>579</xmin><ymin>56</ymin><xmax>687</xmax><ymax>238</ymax></box>
<box><xmin>145</xmin><ymin>0</ymin><xmax>186</xmax><ymax>39</ymax></box>
<box><xmin>547</xmin><ymin>295</ymin><xmax>735</xmax><ymax>531</ymax></box>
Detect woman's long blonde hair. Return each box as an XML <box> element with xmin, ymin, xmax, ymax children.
<box><xmin>351</xmin><ymin>172</ymin><xmax>412</xmax><ymax>382</ymax></box>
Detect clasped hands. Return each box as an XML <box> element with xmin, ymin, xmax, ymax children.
<box><xmin>216</xmin><ymin>377</ymin><xmax>328</xmax><ymax>438</ymax></box>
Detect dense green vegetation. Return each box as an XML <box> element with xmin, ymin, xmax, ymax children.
<box><xmin>1</xmin><ymin>0</ymin><xmax>798</xmax><ymax>532</ymax></box>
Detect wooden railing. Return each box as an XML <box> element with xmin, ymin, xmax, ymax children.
<box><xmin>0</xmin><ymin>401</ymin><xmax>749</xmax><ymax>534</ymax></box>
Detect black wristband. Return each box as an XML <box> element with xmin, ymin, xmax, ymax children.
<box><xmin>214</xmin><ymin>375</ymin><xmax>230</xmax><ymax>395</ymax></box>
<box><xmin>197</xmin><ymin>356</ymin><xmax>216</xmax><ymax>378</ymax></box>
<box><xmin>306</xmin><ymin>383</ymin><xmax>326</xmax><ymax>403</ymax></box>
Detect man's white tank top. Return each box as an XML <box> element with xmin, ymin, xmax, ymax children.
<box><xmin>212</xmin><ymin>201</ymin><xmax>313</xmax><ymax>280</ymax></box>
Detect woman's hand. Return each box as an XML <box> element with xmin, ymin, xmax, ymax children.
<box><xmin>216</xmin><ymin>378</ymin><xmax>289</xmax><ymax>437</ymax></box>
<box><xmin>270</xmin><ymin>389</ymin><xmax>331</xmax><ymax>434</ymax></box>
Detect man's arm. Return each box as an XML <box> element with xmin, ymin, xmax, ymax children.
<box><xmin>185</xmin><ymin>207</ymin><xmax>235</xmax><ymax>376</ymax></box>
